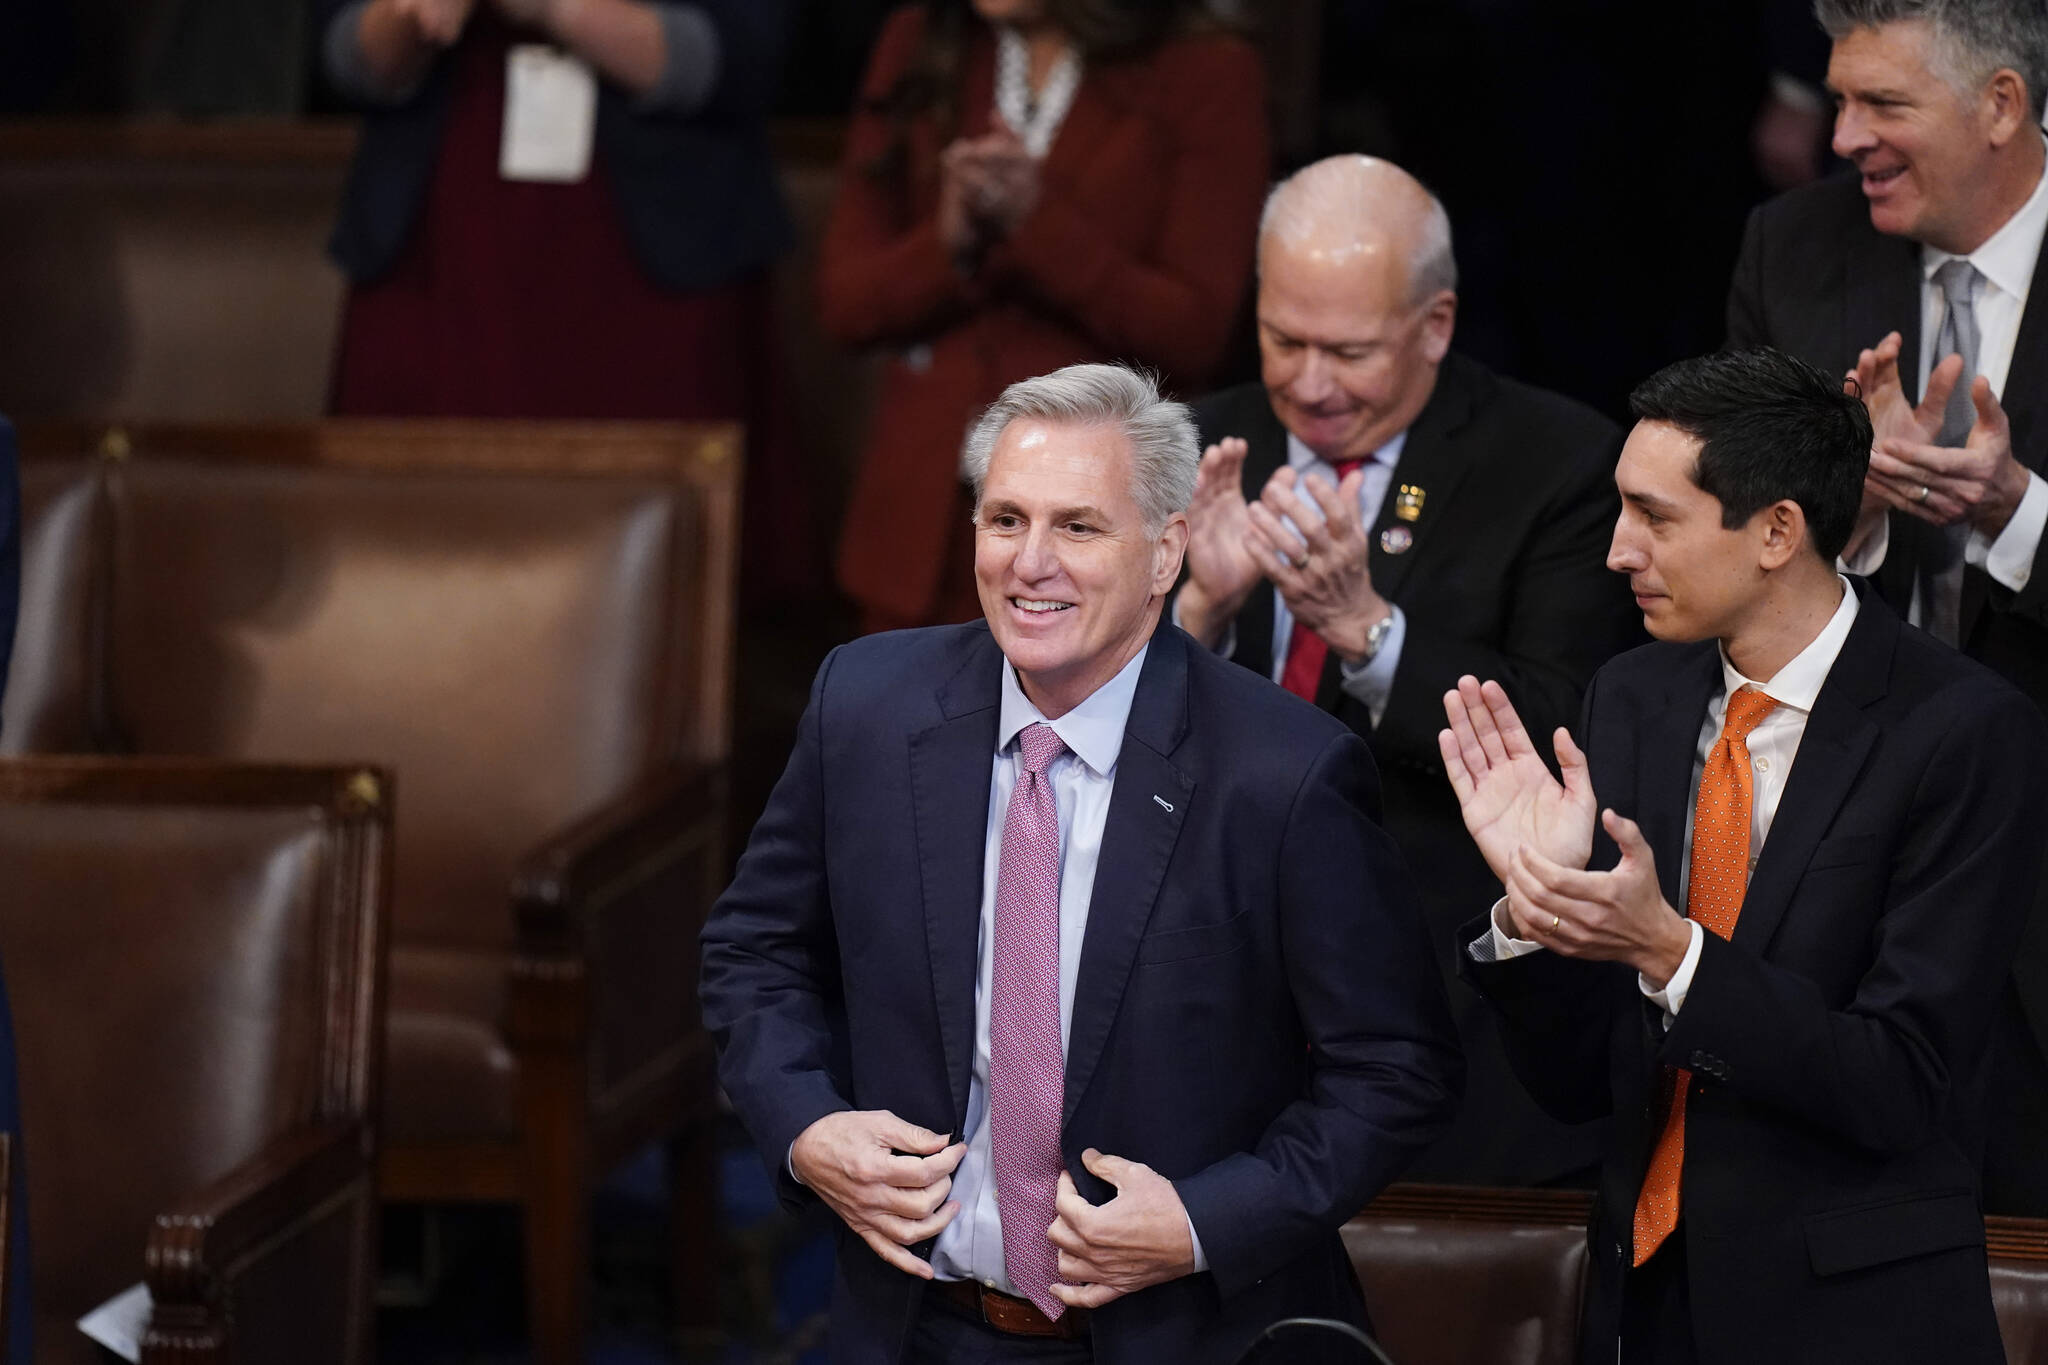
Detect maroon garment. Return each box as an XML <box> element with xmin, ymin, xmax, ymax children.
<box><xmin>331</xmin><ymin>13</ymin><xmax>817</xmax><ymax>597</ymax></box>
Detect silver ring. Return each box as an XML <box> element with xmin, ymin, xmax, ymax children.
<box><xmin>1916</xmin><ymin>484</ymin><xmax>1931</xmax><ymax>504</ymax></box>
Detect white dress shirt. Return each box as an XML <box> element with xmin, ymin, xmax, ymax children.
<box><xmin>1180</xmin><ymin>430</ymin><xmax>1409</xmax><ymax>724</ymax></box>
<box><xmin>929</xmin><ymin>644</ymin><xmax>1207</xmax><ymax>1288</ymax></box>
<box><xmin>1845</xmin><ymin>140</ymin><xmax>2048</xmax><ymax>600</ymax></box>
<box><xmin>1472</xmin><ymin>579</ymin><xmax>1861</xmax><ymax>1024</ymax></box>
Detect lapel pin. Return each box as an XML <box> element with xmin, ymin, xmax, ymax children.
<box><xmin>1394</xmin><ymin>484</ymin><xmax>1426</xmax><ymax>522</ymax></box>
<box><xmin>1379</xmin><ymin>525</ymin><xmax>1414</xmax><ymax>555</ymax></box>
<box><xmin>1152</xmin><ymin>795</ymin><xmax>1174</xmax><ymax>813</ymax></box>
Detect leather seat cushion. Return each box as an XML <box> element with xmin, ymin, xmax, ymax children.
<box><xmin>384</xmin><ymin>946</ymin><xmax>518</xmax><ymax>1144</ymax></box>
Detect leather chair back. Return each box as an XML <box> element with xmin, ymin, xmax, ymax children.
<box><xmin>1</xmin><ymin>450</ymin><xmax>101</xmax><ymax>754</ymax></box>
<box><xmin>81</xmin><ymin>422</ymin><xmax>735</xmax><ymax>951</ymax></box>
<box><xmin>1343</xmin><ymin>1186</ymin><xmax>1591</xmax><ymax>1365</ymax></box>
<box><xmin>1991</xmin><ymin>1218</ymin><xmax>2048</xmax><ymax>1365</ymax></box>
<box><xmin>0</xmin><ymin>757</ymin><xmax>388</xmax><ymax>1365</ymax></box>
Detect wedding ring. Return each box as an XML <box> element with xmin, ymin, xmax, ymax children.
<box><xmin>1550</xmin><ymin>913</ymin><xmax>1561</xmax><ymax>933</ymax></box>
<box><xmin>1293</xmin><ymin>553</ymin><xmax>1310</xmax><ymax>569</ymax></box>
<box><xmin>1916</xmin><ymin>484</ymin><xmax>1931</xmax><ymax>504</ymax></box>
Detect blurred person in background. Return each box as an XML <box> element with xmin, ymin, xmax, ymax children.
<box><xmin>821</xmin><ymin>0</ymin><xmax>1269</xmax><ymax>635</ymax></box>
<box><xmin>319</xmin><ymin>0</ymin><xmax>817</xmax><ymax>596</ymax></box>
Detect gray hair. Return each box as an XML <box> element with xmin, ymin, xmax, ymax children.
<box><xmin>962</xmin><ymin>363</ymin><xmax>1198</xmax><ymax>532</ymax></box>
<box><xmin>1815</xmin><ymin>0</ymin><xmax>2048</xmax><ymax>117</ymax></box>
<box><xmin>1257</xmin><ymin>154</ymin><xmax>1458</xmax><ymax>304</ymax></box>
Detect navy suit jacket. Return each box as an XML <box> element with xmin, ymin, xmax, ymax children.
<box><xmin>701</xmin><ymin>620</ymin><xmax>1461</xmax><ymax>1365</ymax></box>
<box><xmin>1464</xmin><ymin>583</ymin><xmax>2047</xmax><ymax>1364</ymax></box>
<box><xmin>320</xmin><ymin>0</ymin><xmax>793</xmax><ymax>291</ymax></box>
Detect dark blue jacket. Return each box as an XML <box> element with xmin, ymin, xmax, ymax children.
<box><xmin>701</xmin><ymin>620</ymin><xmax>1462</xmax><ymax>1364</ymax></box>
<box><xmin>320</xmin><ymin>0</ymin><xmax>792</xmax><ymax>291</ymax></box>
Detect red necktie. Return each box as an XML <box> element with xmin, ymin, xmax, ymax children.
<box><xmin>989</xmin><ymin>722</ymin><xmax>1069</xmax><ymax>1317</ymax></box>
<box><xmin>1632</xmin><ymin>685</ymin><xmax>1778</xmax><ymax>1265</ymax></box>
<box><xmin>1279</xmin><ymin>458</ymin><xmax>1367</xmax><ymax>701</ymax></box>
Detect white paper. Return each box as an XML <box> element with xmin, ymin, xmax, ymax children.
<box><xmin>500</xmin><ymin>45</ymin><xmax>597</xmax><ymax>184</ymax></box>
<box><xmin>78</xmin><ymin>1281</ymin><xmax>150</xmax><ymax>1362</ymax></box>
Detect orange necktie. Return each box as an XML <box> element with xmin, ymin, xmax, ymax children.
<box><xmin>1631</xmin><ymin>684</ymin><xmax>1778</xmax><ymax>1267</ymax></box>
<box><xmin>1279</xmin><ymin>458</ymin><xmax>1367</xmax><ymax>701</ymax></box>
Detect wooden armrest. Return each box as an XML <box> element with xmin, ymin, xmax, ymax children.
<box><xmin>144</xmin><ymin>1120</ymin><xmax>368</xmax><ymax>1307</ymax></box>
<box><xmin>511</xmin><ymin>762</ymin><xmax>725</xmax><ymax>955</ymax></box>
<box><xmin>1359</xmin><ymin>1182</ymin><xmax>1596</xmax><ymax>1226</ymax></box>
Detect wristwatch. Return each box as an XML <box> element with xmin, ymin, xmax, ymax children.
<box><xmin>1358</xmin><ymin>611</ymin><xmax>1395</xmax><ymax>662</ymax></box>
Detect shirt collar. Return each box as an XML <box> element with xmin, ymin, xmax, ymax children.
<box><xmin>997</xmin><ymin>643</ymin><xmax>1148</xmax><ymax>778</ymax></box>
<box><xmin>1922</xmin><ymin>132</ymin><xmax>2048</xmax><ymax>305</ymax></box>
<box><xmin>1716</xmin><ymin>576</ymin><xmax>1860</xmax><ymax>715</ymax></box>
<box><xmin>1286</xmin><ymin>428</ymin><xmax>1409</xmax><ymax>475</ymax></box>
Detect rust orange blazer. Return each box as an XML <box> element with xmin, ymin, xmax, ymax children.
<box><xmin>820</xmin><ymin>7</ymin><xmax>1269</xmax><ymax>629</ymax></box>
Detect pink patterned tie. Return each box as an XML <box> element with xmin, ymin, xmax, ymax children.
<box><xmin>990</xmin><ymin>721</ymin><xmax>1069</xmax><ymax>1318</ymax></box>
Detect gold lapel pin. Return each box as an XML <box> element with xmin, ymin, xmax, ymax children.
<box><xmin>1394</xmin><ymin>484</ymin><xmax>1426</xmax><ymax>522</ymax></box>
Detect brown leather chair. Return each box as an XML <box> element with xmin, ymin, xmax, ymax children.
<box><xmin>1992</xmin><ymin>1216</ymin><xmax>2048</xmax><ymax>1365</ymax></box>
<box><xmin>0</xmin><ymin>756</ymin><xmax>390</xmax><ymax>1365</ymax></box>
<box><xmin>0</xmin><ymin>445</ymin><xmax>100</xmax><ymax>755</ymax></box>
<box><xmin>1347</xmin><ymin>1187</ymin><xmax>2048</xmax><ymax>1365</ymax></box>
<box><xmin>1344</xmin><ymin>1185</ymin><xmax>1591</xmax><ymax>1365</ymax></box>
<box><xmin>11</xmin><ymin>420</ymin><xmax>741</xmax><ymax>1363</ymax></box>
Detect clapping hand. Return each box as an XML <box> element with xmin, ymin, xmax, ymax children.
<box><xmin>1438</xmin><ymin>675</ymin><xmax>1596</xmax><ymax>892</ymax></box>
<box><xmin>394</xmin><ymin>0</ymin><xmax>477</xmax><ymax>45</ymax></box>
<box><xmin>1866</xmin><ymin>374</ymin><xmax>2030</xmax><ymax>535</ymax></box>
<box><xmin>1247</xmin><ymin>465</ymin><xmax>1388</xmax><ymax>661</ymax></box>
<box><xmin>1175</xmin><ymin>438</ymin><xmax>1261</xmax><ymax>646</ymax></box>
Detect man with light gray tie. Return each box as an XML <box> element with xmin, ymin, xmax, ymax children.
<box><xmin>1723</xmin><ymin>0</ymin><xmax>2048</xmax><ymax>1213</ymax></box>
<box><xmin>700</xmin><ymin>362</ymin><xmax>1460</xmax><ymax>1363</ymax></box>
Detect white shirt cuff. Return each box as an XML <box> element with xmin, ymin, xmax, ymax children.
<box><xmin>1966</xmin><ymin>471</ymin><xmax>2048</xmax><ymax>591</ymax></box>
<box><xmin>1638</xmin><ymin>920</ymin><xmax>1704</xmax><ymax>1029</ymax></box>
<box><xmin>1183</xmin><ymin>1206</ymin><xmax>1208</xmax><ymax>1273</ymax></box>
<box><xmin>1465</xmin><ymin>897</ymin><xmax>1545</xmax><ymax>962</ymax></box>
<box><xmin>1840</xmin><ymin>510</ymin><xmax>1890</xmax><ymax>577</ymax></box>
<box><xmin>1336</xmin><ymin>606</ymin><xmax>1406</xmax><ymax>727</ymax></box>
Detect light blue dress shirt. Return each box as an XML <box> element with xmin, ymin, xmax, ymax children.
<box><xmin>931</xmin><ymin>642</ymin><xmax>1206</xmax><ymax>1289</ymax></box>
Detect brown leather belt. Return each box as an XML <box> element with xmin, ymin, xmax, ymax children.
<box><xmin>931</xmin><ymin>1278</ymin><xmax>1091</xmax><ymax>1340</ymax></box>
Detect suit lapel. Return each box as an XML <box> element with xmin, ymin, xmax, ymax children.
<box><xmin>2000</xmin><ymin>226</ymin><xmax>2048</xmax><ymax>475</ymax></box>
<box><xmin>1845</xmin><ymin>220</ymin><xmax>1922</xmax><ymax>398</ymax></box>
<box><xmin>1639</xmin><ymin>646</ymin><xmax>1721</xmax><ymax>907</ymax></box>
<box><xmin>1063</xmin><ymin>625</ymin><xmax>1193</xmax><ymax>1126</ymax></box>
<box><xmin>1369</xmin><ymin>354</ymin><xmax>1486</xmax><ymax>603</ymax></box>
<box><xmin>908</xmin><ymin>635</ymin><xmax>1002</xmax><ymax>1131</ymax></box>
<box><xmin>1733</xmin><ymin>591</ymin><xmax>1889</xmax><ymax>956</ymax></box>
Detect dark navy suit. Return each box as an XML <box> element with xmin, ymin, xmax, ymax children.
<box><xmin>701</xmin><ymin>620</ymin><xmax>1461</xmax><ymax>1364</ymax></box>
<box><xmin>1466</xmin><ymin>585</ymin><xmax>2047</xmax><ymax>1363</ymax></box>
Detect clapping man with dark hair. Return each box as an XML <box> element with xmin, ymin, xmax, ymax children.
<box><xmin>1447</xmin><ymin>348</ymin><xmax>2047</xmax><ymax>1364</ymax></box>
